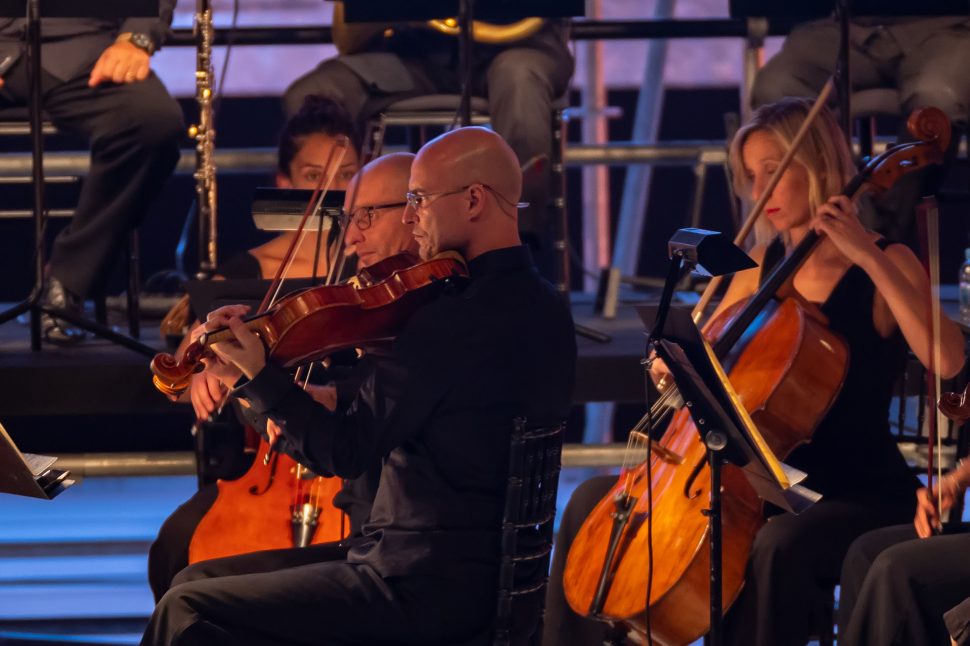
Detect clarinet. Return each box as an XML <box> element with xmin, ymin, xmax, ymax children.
<box><xmin>190</xmin><ymin>0</ymin><xmax>218</xmax><ymax>278</ymax></box>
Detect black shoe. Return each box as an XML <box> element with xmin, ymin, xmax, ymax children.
<box><xmin>39</xmin><ymin>276</ymin><xmax>87</xmax><ymax>346</ymax></box>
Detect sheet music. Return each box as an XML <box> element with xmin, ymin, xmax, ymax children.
<box><xmin>22</xmin><ymin>453</ymin><xmax>57</xmax><ymax>477</ymax></box>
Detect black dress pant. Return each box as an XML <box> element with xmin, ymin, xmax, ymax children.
<box><xmin>722</xmin><ymin>490</ymin><xmax>915</xmax><ymax>646</ymax></box>
<box><xmin>839</xmin><ymin>523</ymin><xmax>970</xmax><ymax>646</ymax></box>
<box><xmin>750</xmin><ymin>18</ymin><xmax>970</xmax><ymax>249</ymax></box>
<box><xmin>141</xmin><ymin>545</ymin><xmax>497</xmax><ymax>646</ymax></box>
<box><xmin>1</xmin><ymin>57</ymin><xmax>182</xmax><ymax>298</ymax></box>
<box><xmin>282</xmin><ymin>29</ymin><xmax>573</xmax><ymax>250</ymax></box>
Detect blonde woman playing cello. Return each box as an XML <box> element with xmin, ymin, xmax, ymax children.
<box><xmin>546</xmin><ymin>98</ymin><xmax>965</xmax><ymax>646</ymax></box>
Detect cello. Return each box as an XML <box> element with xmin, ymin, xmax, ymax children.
<box><xmin>563</xmin><ymin>106</ymin><xmax>952</xmax><ymax>645</ymax></box>
<box><xmin>155</xmin><ymin>136</ymin><xmax>355</xmax><ymax>562</ymax></box>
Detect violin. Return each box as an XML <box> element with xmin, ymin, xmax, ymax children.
<box><xmin>182</xmin><ymin>251</ymin><xmax>468</xmax><ymax>563</ymax></box>
<box><xmin>150</xmin><ymin>252</ymin><xmax>468</xmax><ymax>398</ymax></box>
<box><xmin>562</xmin><ymin>106</ymin><xmax>952</xmax><ymax>645</ymax></box>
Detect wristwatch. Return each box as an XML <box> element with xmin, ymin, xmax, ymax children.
<box><xmin>118</xmin><ymin>32</ymin><xmax>155</xmax><ymax>55</ymax></box>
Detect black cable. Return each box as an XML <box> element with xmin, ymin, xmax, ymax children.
<box><xmin>643</xmin><ymin>346</ymin><xmax>655</xmax><ymax>645</ymax></box>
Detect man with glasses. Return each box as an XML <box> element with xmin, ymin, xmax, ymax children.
<box><xmin>142</xmin><ymin>127</ymin><xmax>576</xmax><ymax>645</ymax></box>
<box><xmin>145</xmin><ymin>152</ymin><xmax>420</xmax><ymax>603</ymax></box>
<box><xmin>343</xmin><ymin>152</ymin><xmax>418</xmax><ymax>268</ymax></box>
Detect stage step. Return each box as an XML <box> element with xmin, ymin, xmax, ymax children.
<box><xmin>0</xmin><ymin>475</ymin><xmax>195</xmax><ymax>637</ymax></box>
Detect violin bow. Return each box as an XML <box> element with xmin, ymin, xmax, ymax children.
<box><xmin>260</xmin><ymin>136</ymin><xmax>349</xmax><ymax>312</ymax></box>
<box><xmin>692</xmin><ymin>78</ymin><xmax>835</xmax><ymax>324</ymax></box>
<box><xmin>917</xmin><ymin>196</ymin><xmax>946</xmax><ymax>518</ymax></box>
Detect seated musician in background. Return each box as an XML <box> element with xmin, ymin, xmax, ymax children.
<box><xmin>543</xmin><ymin>98</ymin><xmax>965</xmax><ymax>646</ymax></box>
<box><xmin>283</xmin><ymin>1</ymin><xmax>574</xmax><ymax>263</ymax></box>
<box><xmin>141</xmin><ymin>127</ymin><xmax>577</xmax><ymax>645</ymax></box>
<box><xmin>839</xmin><ymin>442</ymin><xmax>970</xmax><ymax>645</ymax></box>
<box><xmin>751</xmin><ymin>15</ymin><xmax>970</xmax><ymax>247</ymax></box>
<box><xmin>147</xmin><ymin>149</ymin><xmax>419</xmax><ymax>602</ymax></box>
<box><xmin>0</xmin><ymin>2</ymin><xmax>184</xmax><ymax>344</ymax></box>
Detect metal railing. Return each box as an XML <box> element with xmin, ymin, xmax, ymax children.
<box><xmin>52</xmin><ymin>444</ymin><xmax>635</xmax><ymax>479</ymax></box>
<box><xmin>163</xmin><ymin>18</ymin><xmax>798</xmax><ymax>48</ymax></box>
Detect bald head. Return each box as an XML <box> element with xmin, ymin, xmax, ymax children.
<box><xmin>415</xmin><ymin>127</ymin><xmax>522</xmax><ymax>207</ymax></box>
<box><xmin>347</xmin><ymin>152</ymin><xmax>413</xmax><ymax>205</ymax></box>
<box><xmin>344</xmin><ymin>152</ymin><xmax>418</xmax><ymax>267</ymax></box>
<box><xmin>406</xmin><ymin>127</ymin><xmax>522</xmax><ymax>261</ymax></box>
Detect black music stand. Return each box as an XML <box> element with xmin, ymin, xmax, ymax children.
<box><xmin>251</xmin><ymin>188</ymin><xmax>345</xmax><ymax>232</ymax></box>
<box><xmin>632</xmin><ymin>228</ymin><xmax>818</xmax><ymax>646</ymax></box>
<box><xmin>0</xmin><ymin>0</ymin><xmax>159</xmax><ymax>357</ymax></box>
<box><xmin>0</xmin><ymin>419</ymin><xmax>73</xmax><ymax>500</ymax></box>
<box><xmin>640</xmin><ymin>307</ymin><xmax>818</xmax><ymax>645</ymax></box>
<box><xmin>343</xmin><ymin>0</ymin><xmax>583</xmax><ymax>126</ymax></box>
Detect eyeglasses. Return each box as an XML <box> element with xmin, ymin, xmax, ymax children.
<box><xmin>405</xmin><ymin>184</ymin><xmax>529</xmax><ymax>212</ymax></box>
<box><xmin>348</xmin><ymin>201</ymin><xmax>408</xmax><ymax>230</ymax></box>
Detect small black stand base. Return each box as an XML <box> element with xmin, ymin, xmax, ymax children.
<box><xmin>702</xmin><ymin>429</ymin><xmax>727</xmax><ymax>646</ymax></box>
<box><xmin>0</xmin><ymin>299</ymin><xmax>154</xmax><ymax>357</ymax></box>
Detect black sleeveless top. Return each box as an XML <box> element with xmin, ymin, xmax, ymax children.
<box><xmin>760</xmin><ymin>237</ymin><xmax>919</xmax><ymax>499</ymax></box>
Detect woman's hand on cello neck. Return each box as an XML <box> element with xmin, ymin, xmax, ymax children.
<box><xmin>811</xmin><ymin>195</ymin><xmax>878</xmax><ymax>262</ymax></box>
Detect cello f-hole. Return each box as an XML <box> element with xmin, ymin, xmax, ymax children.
<box><xmin>683</xmin><ymin>454</ymin><xmax>706</xmax><ymax>500</ymax></box>
<box><xmin>249</xmin><ymin>451</ymin><xmax>279</xmax><ymax>496</ymax></box>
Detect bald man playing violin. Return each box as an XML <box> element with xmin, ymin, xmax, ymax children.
<box><xmin>146</xmin><ymin>153</ymin><xmax>420</xmax><ymax>603</ymax></box>
<box><xmin>187</xmin><ymin>152</ymin><xmax>421</xmax><ymax>414</ymax></box>
<box><xmin>141</xmin><ymin>127</ymin><xmax>576</xmax><ymax>646</ymax></box>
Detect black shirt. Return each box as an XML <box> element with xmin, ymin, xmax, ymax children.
<box><xmin>237</xmin><ymin>245</ymin><xmax>577</xmax><ymax>576</ymax></box>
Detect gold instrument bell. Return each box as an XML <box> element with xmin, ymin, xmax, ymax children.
<box><xmin>426</xmin><ymin>17</ymin><xmax>545</xmax><ymax>44</ymax></box>
<box><xmin>332</xmin><ymin>2</ymin><xmax>545</xmax><ymax>55</ymax></box>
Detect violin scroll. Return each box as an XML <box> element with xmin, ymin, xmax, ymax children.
<box><xmin>856</xmin><ymin>106</ymin><xmax>951</xmax><ymax>198</ymax></box>
<box><xmin>940</xmin><ymin>384</ymin><xmax>970</xmax><ymax>425</ymax></box>
<box><xmin>907</xmin><ymin>106</ymin><xmax>952</xmax><ymax>150</ymax></box>
<box><xmin>151</xmin><ymin>341</ymin><xmax>210</xmax><ymax>399</ymax></box>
